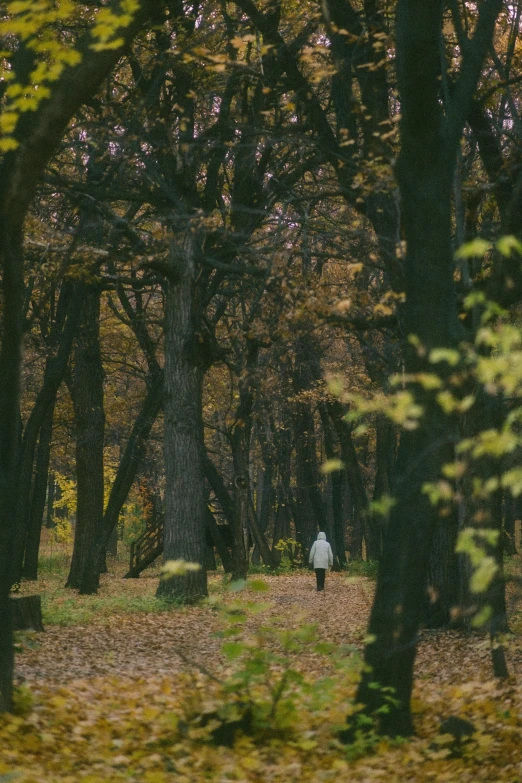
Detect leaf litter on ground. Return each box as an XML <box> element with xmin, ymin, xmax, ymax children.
<box><xmin>3</xmin><ymin>563</ymin><xmax>522</xmax><ymax>782</ymax></box>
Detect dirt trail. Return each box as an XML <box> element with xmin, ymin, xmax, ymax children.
<box><xmin>15</xmin><ymin>571</ymin><xmax>522</xmax><ymax>691</ymax></box>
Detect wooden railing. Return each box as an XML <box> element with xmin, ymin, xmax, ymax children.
<box><xmin>124</xmin><ymin>516</ymin><xmax>164</xmax><ymax>578</ymax></box>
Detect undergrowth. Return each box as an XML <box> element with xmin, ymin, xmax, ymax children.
<box><xmin>343</xmin><ymin>559</ymin><xmax>379</xmax><ymax>580</ymax></box>
<box><xmin>42</xmin><ymin>593</ymin><xmax>179</xmax><ymax>626</ymax></box>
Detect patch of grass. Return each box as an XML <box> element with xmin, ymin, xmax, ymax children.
<box><xmin>37</xmin><ymin>553</ymin><xmax>72</xmax><ymax>576</ymax></box>
<box><xmin>342</xmin><ymin>559</ymin><xmax>379</xmax><ymax>580</ymax></box>
<box><xmin>42</xmin><ymin>593</ymin><xmax>179</xmax><ymax>626</ymax></box>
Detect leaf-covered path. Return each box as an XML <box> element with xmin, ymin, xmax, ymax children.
<box><xmin>4</xmin><ymin>569</ymin><xmax>522</xmax><ymax>783</ymax></box>
<box><xmin>15</xmin><ymin>571</ymin><xmax>521</xmax><ymax>687</ymax></box>
<box><xmin>15</xmin><ymin>572</ymin><xmax>374</xmax><ymax>685</ymax></box>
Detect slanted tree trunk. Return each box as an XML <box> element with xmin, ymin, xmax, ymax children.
<box><xmin>157</xmin><ymin>228</ymin><xmax>208</xmax><ymax>602</ymax></box>
<box><xmin>12</xmin><ymin>281</ymin><xmax>82</xmax><ymax>584</ymax></box>
<box><xmin>205</xmin><ymin>507</ymin><xmax>233</xmax><ymax>573</ymax></box>
<box><xmin>66</xmin><ymin>284</ymin><xmax>105</xmax><ymax>592</ymax></box>
<box><xmin>84</xmin><ymin>370</ymin><xmax>164</xmax><ymax>590</ymax></box>
<box><xmin>293</xmin><ymin>401</ymin><xmax>327</xmax><ymax>553</ymax></box>
<box><xmin>21</xmin><ymin>400</ymin><xmax>55</xmax><ymax>580</ymax></box>
<box><xmin>272</xmin><ymin>484</ymin><xmax>291</xmax><ymax>557</ymax></box>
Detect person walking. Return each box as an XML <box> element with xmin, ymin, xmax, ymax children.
<box><xmin>309</xmin><ymin>531</ymin><xmax>333</xmax><ymax>591</ymax></box>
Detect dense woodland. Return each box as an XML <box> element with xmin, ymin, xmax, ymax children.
<box><xmin>3</xmin><ymin>0</ymin><xmax>522</xmax><ymax>774</ymax></box>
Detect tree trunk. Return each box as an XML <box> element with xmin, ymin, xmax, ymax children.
<box><xmin>10</xmin><ymin>595</ymin><xmax>44</xmax><ymax>632</ymax></box>
<box><xmin>45</xmin><ymin>473</ymin><xmax>56</xmax><ymax>529</ymax></box>
<box><xmin>247</xmin><ymin>493</ymin><xmax>277</xmax><ymax>569</ymax></box>
<box><xmin>425</xmin><ymin>512</ymin><xmax>460</xmax><ymax>628</ymax></box>
<box><xmin>319</xmin><ymin>403</ymin><xmax>345</xmax><ymax>567</ymax></box>
<box><xmin>272</xmin><ymin>484</ymin><xmax>291</xmax><ymax>557</ymax></box>
<box><xmin>252</xmin><ymin>458</ymin><xmax>274</xmax><ymax>565</ymax></box>
<box><xmin>66</xmin><ymin>285</ymin><xmax>105</xmax><ymax>592</ymax></box>
<box><xmin>0</xmin><ymin>217</ymin><xmax>24</xmax><ymax>713</ymax></box>
<box><xmin>229</xmin><ymin>339</ymin><xmax>260</xmax><ymax>580</ymax></box>
<box><xmin>0</xmin><ymin>0</ymin><xmax>167</xmax><ymax>713</ymax></box>
<box><xmin>84</xmin><ymin>370</ymin><xmax>164</xmax><ymax>590</ymax></box>
<box><xmin>502</xmin><ymin>485</ymin><xmax>519</xmax><ymax>555</ymax></box>
<box><xmin>205</xmin><ymin>507</ymin><xmax>234</xmax><ymax>573</ymax></box>
<box><xmin>350</xmin><ymin>0</ymin><xmax>501</xmax><ymax>736</ymax></box>
<box><xmin>12</xmin><ymin>281</ymin><xmax>82</xmax><ymax>584</ymax></box>
<box><xmin>157</xmin><ymin>229</ymin><xmax>208</xmax><ymax>602</ymax></box>
<box><xmin>21</xmin><ymin>400</ymin><xmax>55</xmax><ymax>580</ymax></box>
<box><xmin>328</xmin><ymin>400</ymin><xmax>380</xmax><ymax>560</ymax></box>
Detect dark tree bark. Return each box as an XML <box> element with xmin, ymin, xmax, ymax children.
<box><xmin>21</xmin><ymin>400</ymin><xmax>55</xmax><ymax>580</ymax></box>
<box><xmin>0</xmin><ymin>0</ymin><xmax>166</xmax><ymax>712</ymax></box>
<box><xmin>247</xmin><ymin>493</ymin><xmax>277</xmax><ymax>569</ymax></box>
<box><xmin>328</xmin><ymin>400</ymin><xmax>380</xmax><ymax>560</ymax></box>
<box><xmin>156</xmin><ymin>229</ymin><xmax>208</xmax><ymax>602</ymax></box>
<box><xmin>45</xmin><ymin>473</ymin><xmax>56</xmax><ymax>529</ymax></box>
<box><xmin>12</xmin><ymin>281</ymin><xmax>82</xmax><ymax>583</ymax></box>
<box><xmin>252</xmin><ymin>425</ymin><xmax>275</xmax><ymax>564</ymax></box>
<box><xmin>292</xmin><ymin>337</ymin><xmax>329</xmax><ymax>554</ymax></box>
<box><xmin>66</xmin><ymin>285</ymin><xmax>105</xmax><ymax>591</ymax></box>
<box><xmin>0</xmin><ymin>216</ymin><xmax>24</xmax><ymax>712</ymax></box>
<box><xmin>10</xmin><ymin>595</ymin><xmax>44</xmax><ymax>632</ymax></box>
<box><xmin>273</xmin><ymin>414</ymin><xmax>299</xmax><ymax>545</ymax></box>
<box><xmin>350</xmin><ymin>0</ymin><xmax>503</xmax><ymax>737</ymax></box>
<box><xmin>85</xmin><ymin>370</ymin><xmax>164</xmax><ymax>589</ymax></box>
<box><xmin>205</xmin><ymin>507</ymin><xmax>234</xmax><ymax>574</ymax></box>
<box><xmin>229</xmin><ymin>339</ymin><xmax>260</xmax><ymax>580</ymax></box>
<box><xmin>319</xmin><ymin>403</ymin><xmax>345</xmax><ymax>568</ymax></box>
<box><xmin>503</xmin><ymin>489</ymin><xmax>519</xmax><ymax>556</ymax></box>
<box><xmin>272</xmin><ymin>484</ymin><xmax>291</xmax><ymax>558</ymax></box>
<box><xmin>425</xmin><ymin>512</ymin><xmax>461</xmax><ymax>628</ymax></box>
<box><xmin>293</xmin><ymin>400</ymin><xmax>325</xmax><ymax>552</ymax></box>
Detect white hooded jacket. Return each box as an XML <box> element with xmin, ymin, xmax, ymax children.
<box><xmin>309</xmin><ymin>532</ymin><xmax>333</xmax><ymax>569</ymax></box>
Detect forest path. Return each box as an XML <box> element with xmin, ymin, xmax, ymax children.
<box><xmin>15</xmin><ymin>572</ymin><xmax>371</xmax><ymax>686</ymax></box>
<box><xmin>15</xmin><ymin>570</ymin><xmax>522</xmax><ymax>691</ymax></box>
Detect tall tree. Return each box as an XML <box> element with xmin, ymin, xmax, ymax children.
<box><xmin>0</xmin><ymin>0</ymin><xmax>165</xmax><ymax>712</ymax></box>
<box><xmin>350</xmin><ymin>0</ymin><xmax>503</xmax><ymax>737</ymax></box>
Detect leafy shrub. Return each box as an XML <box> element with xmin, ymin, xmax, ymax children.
<box><xmin>178</xmin><ymin>579</ymin><xmax>361</xmax><ymax>745</ymax></box>
<box><xmin>273</xmin><ymin>538</ymin><xmax>302</xmax><ymax>570</ymax></box>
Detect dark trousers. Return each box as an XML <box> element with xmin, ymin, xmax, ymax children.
<box><xmin>315</xmin><ymin>568</ymin><xmax>326</xmax><ymax>591</ymax></box>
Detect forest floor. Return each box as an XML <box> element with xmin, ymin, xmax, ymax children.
<box><xmin>4</xmin><ymin>554</ymin><xmax>522</xmax><ymax>782</ymax></box>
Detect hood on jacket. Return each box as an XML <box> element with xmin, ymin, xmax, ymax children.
<box><xmin>317</xmin><ymin>532</ymin><xmax>326</xmax><ymax>540</ymax></box>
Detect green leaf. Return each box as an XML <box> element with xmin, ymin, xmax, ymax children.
<box><xmin>320</xmin><ymin>458</ymin><xmax>344</xmax><ymax>474</ymax></box>
<box><xmin>470</xmin><ymin>557</ymin><xmax>497</xmax><ymax>594</ymax></box>
<box><xmin>471</xmin><ymin>605</ymin><xmax>492</xmax><ymax>628</ymax></box>
<box><xmin>455</xmin><ymin>238</ymin><xmax>492</xmax><ymax>259</ymax></box>
<box><xmin>160</xmin><ymin>559</ymin><xmax>201</xmax><ymax>579</ymax></box>
<box><xmin>496</xmin><ymin>235</ymin><xmax>522</xmax><ymax>257</ymax></box>
<box><xmin>429</xmin><ymin>348</ymin><xmax>460</xmax><ymax>367</ymax></box>
<box><xmin>369</xmin><ymin>495</ymin><xmax>396</xmax><ymax>517</ymax></box>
